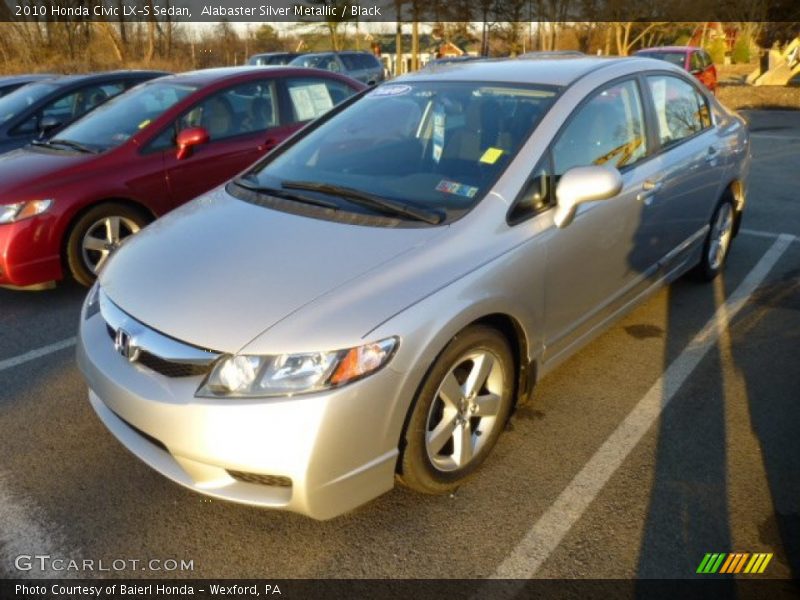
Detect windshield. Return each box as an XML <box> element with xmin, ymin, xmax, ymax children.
<box><xmin>54</xmin><ymin>81</ymin><xmax>197</xmax><ymax>152</ymax></box>
<box><xmin>0</xmin><ymin>82</ymin><xmax>58</xmax><ymax>124</ymax></box>
<box><xmin>245</xmin><ymin>81</ymin><xmax>558</xmax><ymax>220</ymax></box>
<box><xmin>638</xmin><ymin>52</ymin><xmax>686</xmax><ymax>68</ymax></box>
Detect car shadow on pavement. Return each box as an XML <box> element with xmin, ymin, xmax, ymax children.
<box><xmin>635</xmin><ymin>254</ymin><xmax>800</xmax><ymax>587</ymax></box>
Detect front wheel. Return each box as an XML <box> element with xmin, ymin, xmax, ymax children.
<box><xmin>398</xmin><ymin>326</ymin><xmax>514</xmax><ymax>494</ymax></box>
<box><xmin>65</xmin><ymin>203</ymin><xmax>147</xmax><ymax>287</ymax></box>
<box><xmin>693</xmin><ymin>199</ymin><xmax>735</xmax><ymax>282</ymax></box>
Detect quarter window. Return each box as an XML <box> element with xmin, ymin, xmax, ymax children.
<box><xmin>646</xmin><ymin>75</ymin><xmax>711</xmax><ymax>147</ymax></box>
<box><xmin>552</xmin><ymin>79</ymin><xmax>647</xmax><ymax>176</ymax></box>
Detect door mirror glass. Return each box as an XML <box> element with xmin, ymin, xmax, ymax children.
<box><xmin>176</xmin><ymin>126</ymin><xmax>209</xmax><ymax>160</ymax></box>
<box><xmin>553</xmin><ymin>165</ymin><xmax>622</xmax><ymax>228</ymax></box>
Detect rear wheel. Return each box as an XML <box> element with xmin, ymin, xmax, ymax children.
<box><xmin>693</xmin><ymin>198</ymin><xmax>734</xmax><ymax>282</ymax></box>
<box><xmin>65</xmin><ymin>203</ymin><xmax>147</xmax><ymax>287</ymax></box>
<box><xmin>398</xmin><ymin>326</ymin><xmax>514</xmax><ymax>494</ymax></box>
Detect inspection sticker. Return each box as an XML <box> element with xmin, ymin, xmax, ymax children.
<box><xmin>436</xmin><ymin>179</ymin><xmax>479</xmax><ymax>198</ymax></box>
<box><xmin>480</xmin><ymin>147</ymin><xmax>504</xmax><ymax>164</ymax></box>
<box><xmin>369</xmin><ymin>84</ymin><xmax>412</xmax><ymax>97</ymax></box>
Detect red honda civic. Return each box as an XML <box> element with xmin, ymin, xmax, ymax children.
<box><xmin>0</xmin><ymin>67</ymin><xmax>364</xmax><ymax>289</ymax></box>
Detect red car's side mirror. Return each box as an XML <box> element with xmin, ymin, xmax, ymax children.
<box><xmin>176</xmin><ymin>127</ymin><xmax>210</xmax><ymax>160</ymax></box>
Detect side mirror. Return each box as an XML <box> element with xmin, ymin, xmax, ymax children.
<box><xmin>553</xmin><ymin>165</ymin><xmax>623</xmax><ymax>228</ymax></box>
<box><xmin>176</xmin><ymin>127</ymin><xmax>210</xmax><ymax>160</ymax></box>
<box><xmin>38</xmin><ymin>116</ymin><xmax>62</xmax><ymax>136</ymax></box>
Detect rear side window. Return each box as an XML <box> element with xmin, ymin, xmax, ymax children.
<box><xmin>646</xmin><ymin>75</ymin><xmax>711</xmax><ymax>147</ymax></box>
<box><xmin>285</xmin><ymin>77</ymin><xmax>356</xmax><ymax>123</ymax></box>
<box><xmin>552</xmin><ymin>79</ymin><xmax>647</xmax><ymax>175</ymax></box>
<box><xmin>690</xmin><ymin>52</ymin><xmax>704</xmax><ymax>72</ymax></box>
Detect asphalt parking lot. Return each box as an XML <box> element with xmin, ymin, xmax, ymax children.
<box><xmin>0</xmin><ymin>110</ymin><xmax>798</xmax><ymax>582</ymax></box>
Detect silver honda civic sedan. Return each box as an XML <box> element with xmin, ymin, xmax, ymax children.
<box><xmin>78</xmin><ymin>57</ymin><xmax>749</xmax><ymax>519</ymax></box>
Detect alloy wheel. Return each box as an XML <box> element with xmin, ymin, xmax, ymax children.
<box><xmin>81</xmin><ymin>215</ymin><xmax>140</xmax><ymax>274</ymax></box>
<box><xmin>425</xmin><ymin>350</ymin><xmax>506</xmax><ymax>472</ymax></box>
<box><xmin>708</xmin><ymin>202</ymin><xmax>733</xmax><ymax>271</ymax></box>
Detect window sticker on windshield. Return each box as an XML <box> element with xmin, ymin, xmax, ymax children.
<box><xmin>436</xmin><ymin>179</ymin><xmax>478</xmax><ymax>198</ymax></box>
<box><xmin>369</xmin><ymin>84</ymin><xmax>412</xmax><ymax>98</ymax></box>
<box><xmin>432</xmin><ymin>104</ymin><xmax>445</xmax><ymax>163</ymax></box>
<box><xmin>138</xmin><ymin>119</ymin><xmax>151</xmax><ymax>129</ymax></box>
<box><xmin>479</xmin><ymin>147</ymin><xmax>504</xmax><ymax>164</ymax></box>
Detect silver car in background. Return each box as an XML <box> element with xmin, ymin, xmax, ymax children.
<box><xmin>78</xmin><ymin>57</ymin><xmax>749</xmax><ymax>519</ymax></box>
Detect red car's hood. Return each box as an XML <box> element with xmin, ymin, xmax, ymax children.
<box><xmin>0</xmin><ymin>146</ymin><xmax>97</xmax><ymax>198</ymax></box>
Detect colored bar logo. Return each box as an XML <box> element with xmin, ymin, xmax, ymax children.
<box><xmin>696</xmin><ymin>552</ymin><xmax>773</xmax><ymax>574</ymax></box>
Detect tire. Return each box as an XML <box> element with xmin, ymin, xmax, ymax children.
<box><xmin>692</xmin><ymin>198</ymin><xmax>735</xmax><ymax>282</ymax></box>
<box><xmin>398</xmin><ymin>325</ymin><xmax>515</xmax><ymax>494</ymax></box>
<box><xmin>65</xmin><ymin>203</ymin><xmax>148</xmax><ymax>287</ymax></box>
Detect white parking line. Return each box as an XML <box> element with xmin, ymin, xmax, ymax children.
<box><xmin>491</xmin><ymin>234</ymin><xmax>794</xmax><ymax>579</ymax></box>
<box><xmin>0</xmin><ymin>337</ymin><xmax>76</xmax><ymax>374</ymax></box>
<box><xmin>741</xmin><ymin>228</ymin><xmax>799</xmax><ymax>242</ymax></box>
<box><xmin>0</xmin><ymin>473</ymin><xmax>78</xmax><ymax>578</ymax></box>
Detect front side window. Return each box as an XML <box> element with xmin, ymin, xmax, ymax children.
<box><xmin>646</xmin><ymin>75</ymin><xmax>710</xmax><ymax>147</ymax></box>
<box><xmin>41</xmin><ymin>82</ymin><xmax>125</xmax><ymax>122</ymax></box>
<box><xmin>53</xmin><ymin>82</ymin><xmax>197</xmax><ymax>152</ymax></box>
<box><xmin>245</xmin><ymin>81</ymin><xmax>558</xmax><ymax>220</ymax></box>
<box><xmin>178</xmin><ymin>80</ymin><xmax>278</xmax><ymax>140</ymax></box>
<box><xmin>553</xmin><ymin>79</ymin><xmax>647</xmax><ymax>176</ymax></box>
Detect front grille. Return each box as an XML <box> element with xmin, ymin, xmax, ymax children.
<box><xmin>106</xmin><ymin>324</ymin><xmax>211</xmax><ymax>378</ymax></box>
<box><xmin>227</xmin><ymin>470</ymin><xmax>293</xmax><ymax>488</ymax></box>
<box><xmin>137</xmin><ymin>351</ymin><xmax>209</xmax><ymax>378</ymax></box>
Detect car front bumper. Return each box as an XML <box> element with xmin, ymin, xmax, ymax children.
<box><xmin>77</xmin><ymin>310</ymin><xmax>402</xmax><ymax>520</ymax></box>
<box><xmin>0</xmin><ymin>218</ymin><xmax>61</xmax><ymax>287</ymax></box>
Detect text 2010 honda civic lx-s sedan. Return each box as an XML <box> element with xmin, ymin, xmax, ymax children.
<box><xmin>78</xmin><ymin>57</ymin><xmax>749</xmax><ymax>519</ymax></box>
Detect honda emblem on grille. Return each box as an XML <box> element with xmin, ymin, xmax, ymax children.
<box><xmin>114</xmin><ymin>328</ymin><xmax>140</xmax><ymax>362</ymax></box>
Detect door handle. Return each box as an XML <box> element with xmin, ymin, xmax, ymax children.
<box><xmin>705</xmin><ymin>145</ymin><xmax>719</xmax><ymax>163</ymax></box>
<box><xmin>637</xmin><ymin>179</ymin><xmax>663</xmax><ymax>204</ymax></box>
<box><xmin>258</xmin><ymin>137</ymin><xmax>279</xmax><ymax>152</ymax></box>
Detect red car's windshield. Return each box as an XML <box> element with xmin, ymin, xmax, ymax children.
<box><xmin>53</xmin><ymin>81</ymin><xmax>196</xmax><ymax>152</ymax></box>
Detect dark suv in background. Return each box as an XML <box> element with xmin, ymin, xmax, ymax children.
<box><xmin>289</xmin><ymin>52</ymin><xmax>385</xmax><ymax>85</ymax></box>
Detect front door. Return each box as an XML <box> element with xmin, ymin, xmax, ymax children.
<box><xmin>541</xmin><ymin>78</ymin><xmax>663</xmax><ymax>364</ymax></box>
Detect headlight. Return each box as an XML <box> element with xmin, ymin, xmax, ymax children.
<box><xmin>197</xmin><ymin>337</ymin><xmax>398</xmax><ymax>398</ymax></box>
<box><xmin>0</xmin><ymin>200</ymin><xmax>52</xmax><ymax>224</ymax></box>
<box><xmin>84</xmin><ymin>281</ymin><xmax>101</xmax><ymax>320</ymax></box>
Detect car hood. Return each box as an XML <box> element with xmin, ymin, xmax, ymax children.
<box><xmin>100</xmin><ymin>188</ymin><xmax>448</xmax><ymax>353</ymax></box>
<box><xmin>0</xmin><ymin>146</ymin><xmax>95</xmax><ymax>196</ymax></box>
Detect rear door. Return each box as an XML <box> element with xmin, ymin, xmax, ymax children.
<box><xmin>642</xmin><ymin>73</ymin><xmax>723</xmax><ymax>269</ymax></box>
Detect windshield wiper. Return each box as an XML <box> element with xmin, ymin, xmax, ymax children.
<box><xmin>32</xmin><ymin>138</ymin><xmax>98</xmax><ymax>154</ymax></box>
<box><xmin>282</xmin><ymin>181</ymin><xmax>443</xmax><ymax>225</ymax></box>
<box><xmin>234</xmin><ymin>177</ymin><xmax>339</xmax><ymax>210</ymax></box>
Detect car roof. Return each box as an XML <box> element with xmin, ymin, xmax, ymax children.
<box><xmin>398</xmin><ymin>56</ymin><xmax>658</xmax><ymax>87</ymax></box>
<box><xmin>0</xmin><ymin>74</ymin><xmax>56</xmax><ymax>85</ymax></box>
<box><xmin>637</xmin><ymin>46</ymin><xmax>700</xmax><ymax>54</ymax></box>
<box><xmin>161</xmin><ymin>66</ymin><xmax>329</xmax><ymax>86</ymax></box>
<box><xmin>36</xmin><ymin>70</ymin><xmax>168</xmax><ymax>87</ymax></box>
